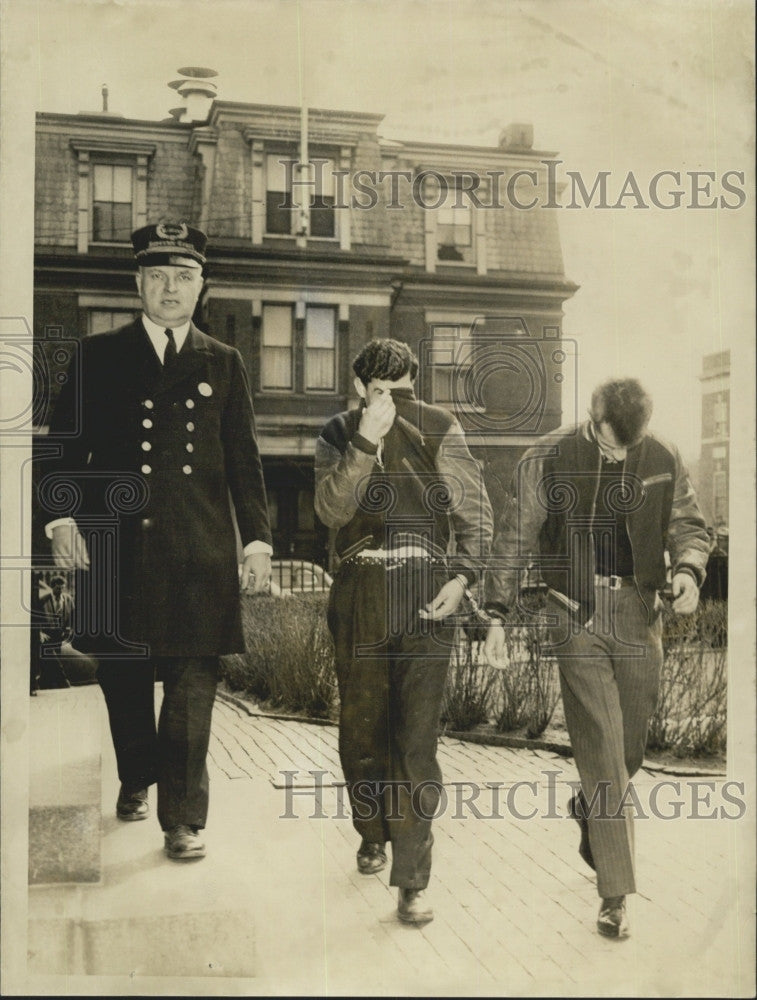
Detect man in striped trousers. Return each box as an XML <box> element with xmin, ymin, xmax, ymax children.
<box><xmin>483</xmin><ymin>378</ymin><xmax>709</xmax><ymax>939</ymax></box>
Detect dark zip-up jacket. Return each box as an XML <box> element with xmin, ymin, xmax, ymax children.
<box><xmin>315</xmin><ymin>388</ymin><xmax>493</xmax><ymax>583</ymax></box>
<box><xmin>484</xmin><ymin>420</ymin><xmax>709</xmax><ymax>624</ymax></box>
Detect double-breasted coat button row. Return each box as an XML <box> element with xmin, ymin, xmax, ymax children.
<box><xmin>138</xmin><ymin>393</ymin><xmax>203</xmax><ymax>475</ymax></box>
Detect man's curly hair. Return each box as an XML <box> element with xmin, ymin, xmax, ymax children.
<box><xmin>590</xmin><ymin>378</ymin><xmax>653</xmax><ymax>446</ymax></box>
<box><xmin>352</xmin><ymin>338</ymin><xmax>418</xmax><ymax>385</ymax></box>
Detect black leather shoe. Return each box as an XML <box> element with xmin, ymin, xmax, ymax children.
<box><xmin>397</xmin><ymin>887</ymin><xmax>434</xmax><ymax>925</ymax></box>
<box><xmin>568</xmin><ymin>795</ymin><xmax>595</xmax><ymax>871</ymax></box>
<box><xmin>597</xmin><ymin>896</ymin><xmax>630</xmax><ymax>939</ymax></box>
<box><xmin>164</xmin><ymin>825</ymin><xmax>206</xmax><ymax>861</ymax></box>
<box><xmin>356</xmin><ymin>839</ymin><xmax>387</xmax><ymax>875</ymax></box>
<box><xmin>116</xmin><ymin>785</ymin><xmax>149</xmax><ymax>821</ymax></box>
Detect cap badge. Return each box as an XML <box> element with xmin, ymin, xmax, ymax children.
<box><xmin>156</xmin><ymin>221</ymin><xmax>189</xmax><ymax>241</ymax></box>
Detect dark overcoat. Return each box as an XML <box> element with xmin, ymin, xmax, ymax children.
<box><xmin>41</xmin><ymin>319</ymin><xmax>271</xmax><ymax>658</ymax></box>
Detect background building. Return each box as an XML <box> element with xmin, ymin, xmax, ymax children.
<box><xmin>33</xmin><ymin>70</ymin><xmax>577</xmax><ymax>566</ymax></box>
<box><xmin>698</xmin><ymin>349</ymin><xmax>730</xmax><ymax>536</ymax></box>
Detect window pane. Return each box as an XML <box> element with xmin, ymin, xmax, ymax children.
<box><xmin>93</xmin><ymin>165</ymin><xmax>113</xmax><ymax>201</ymax></box>
<box><xmin>113</xmin><ymin>201</ymin><xmax>132</xmax><ymax>241</ymax></box>
<box><xmin>92</xmin><ymin>202</ymin><xmax>111</xmax><ymax>241</ymax></box>
<box><xmin>266</xmin><ymin>191</ymin><xmax>292</xmax><ymax>234</ymax></box>
<box><xmin>89</xmin><ymin>310</ymin><xmax>135</xmax><ymax>335</ymax></box>
<box><xmin>306</xmin><ymin>350</ymin><xmax>334</xmax><ymax>390</ymax></box>
<box><xmin>433</xmin><ymin>368</ymin><xmax>453</xmax><ymax>403</ymax></box>
<box><xmin>267</xmin><ymin>154</ymin><xmax>292</xmax><ymax>193</ymax></box>
<box><xmin>314</xmin><ymin>159</ymin><xmax>335</xmax><ymax>197</ymax></box>
<box><xmin>263</xmin><ymin>306</ymin><xmax>293</xmax><ymax>346</ymax></box>
<box><xmin>112</xmin><ymin>166</ymin><xmax>133</xmax><ymax>203</ymax></box>
<box><xmin>262</xmin><ymin>348</ymin><xmax>292</xmax><ymax>389</ymax></box>
<box><xmin>305</xmin><ymin>308</ymin><xmax>335</xmax><ymax>390</ymax></box>
<box><xmin>262</xmin><ymin>306</ymin><xmax>293</xmax><ymax>389</ymax></box>
<box><xmin>306</xmin><ymin>308</ymin><xmax>335</xmax><ymax>349</ymax></box>
<box><xmin>310</xmin><ymin>198</ymin><xmax>335</xmax><ymax>238</ymax></box>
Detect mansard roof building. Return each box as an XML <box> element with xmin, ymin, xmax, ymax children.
<box><xmin>34</xmin><ymin>74</ymin><xmax>577</xmax><ymax>562</ymax></box>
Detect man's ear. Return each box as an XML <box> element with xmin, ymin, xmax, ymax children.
<box><xmin>135</xmin><ymin>271</ymin><xmax>142</xmax><ymax>296</ymax></box>
<box><xmin>353</xmin><ymin>376</ymin><xmax>367</xmax><ymax>399</ymax></box>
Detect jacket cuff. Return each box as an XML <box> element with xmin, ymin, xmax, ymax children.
<box><xmin>352</xmin><ymin>433</ymin><xmax>378</xmax><ymax>455</ymax></box>
<box><xmin>673</xmin><ymin>564</ymin><xmax>703</xmax><ymax>587</ymax></box>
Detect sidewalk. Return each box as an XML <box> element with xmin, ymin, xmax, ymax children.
<box><xmin>25</xmin><ymin>685</ymin><xmax>753</xmax><ymax>997</ymax></box>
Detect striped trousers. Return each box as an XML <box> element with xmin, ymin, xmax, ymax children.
<box><xmin>548</xmin><ymin>585</ymin><xmax>663</xmax><ymax>898</ymax></box>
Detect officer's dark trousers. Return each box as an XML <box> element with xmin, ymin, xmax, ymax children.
<box><xmin>97</xmin><ymin>656</ymin><xmax>219</xmax><ymax>831</ymax></box>
<box><xmin>327</xmin><ymin>559</ymin><xmax>453</xmax><ymax>889</ymax></box>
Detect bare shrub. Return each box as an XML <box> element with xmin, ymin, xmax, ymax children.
<box><xmin>647</xmin><ymin>600</ymin><xmax>727</xmax><ymax>757</ymax></box>
<box><xmin>221</xmin><ymin>592</ymin><xmax>337</xmax><ymax>719</ymax></box>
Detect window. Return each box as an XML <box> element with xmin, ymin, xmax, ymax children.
<box><xmin>428</xmin><ymin>324</ymin><xmax>474</xmax><ymax>405</ymax></box>
<box><xmin>309</xmin><ymin>160</ymin><xmax>336</xmax><ymax>239</ymax></box>
<box><xmin>714</xmin><ymin>395</ymin><xmax>728</xmax><ymax>438</ymax></box>
<box><xmin>88</xmin><ymin>309</ymin><xmax>138</xmax><ymax>335</ymax></box>
<box><xmin>305</xmin><ymin>307</ymin><xmax>336</xmax><ymax>391</ymax></box>
<box><xmin>92</xmin><ymin>164</ymin><xmax>133</xmax><ymax>243</ymax></box>
<box><xmin>713</xmin><ymin>470</ymin><xmax>727</xmax><ymax>523</ymax></box>
<box><xmin>437</xmin><ymin>203</ymin><xmax>472</xmax><ymax>261</ymax></box>
<box><xmin>261</xmin><ymin>305</ymin><xmax>294</xmax><ymax>390</ymax></box>
<box><xmin>436</xmin><ymin>180</ymin><xmax>473</xmax><ymax>264</ymax></box>
<box><xmin>70</xmin><ymin>139</ymin><xmax>154</xmax><ymax>253</ymax></box>
<box><xmin>259</xmin><ymin>303</ymin><xmax>339</xmax><ymax>394</ymax></box>
<box><xmin>266</xmin><ymin>155</ymin><xmax>293</xmax><ymax>235</ymax></box>
<box><xmin>265</xmin><ymin>153</ymin><xmax>336</xmax><ymax>238</ymax></box>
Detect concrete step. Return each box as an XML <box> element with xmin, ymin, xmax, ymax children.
<box><xmin>28</xmin><ymin>687</ymin><xmax>102</xmax><ymax>885</ymax></box>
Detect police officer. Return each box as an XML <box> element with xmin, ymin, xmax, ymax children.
<box><xmin>43</xmin><ymin>221</ymin><xmax>272</xmax><ymax>861</ymax></box>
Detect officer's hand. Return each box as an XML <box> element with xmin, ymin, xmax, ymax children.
<box><xmin>483</xmin><ymin>622</ymin><xmax>509</xmax><ymax>670</ymax></box>
<box><xmin>242</xmin><ymin>552</ymin><xmax>272</xmax><ymax>594</ymax></box>
<box><xmin>51</xmin><ymin>524</ymin><xmax>90</xmax><ymax>570</ymax></box>
<box><xmin>671</xmin><ymin>572</ymin><xmax>699</xmax><ymax>615</ymax></box>
<box><xmin>358</xmin><ymin>393</ymin><xmax>396</xmax><ymax>445</ymax></box>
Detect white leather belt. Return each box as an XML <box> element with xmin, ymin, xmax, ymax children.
<box><xmin>357</xmin><ymin>546</ymin><xmax>437</xmax><ymax>561</ymax></box>
<box><xmin>594</xmin><ymin>574</ymin><xmax>635</xmax><ymax>590</ymax></box>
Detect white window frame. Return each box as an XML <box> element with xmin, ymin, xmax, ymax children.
<box><xmin>261</xmin><ymin>303</ymin><xmax>295</xmax><ymax>392</ymax></box>
<box><xmin>264</xmin><ymin>150</ymin><xmax>338</xmax><ymax>241</ymax></box>
<box><xmin>304</xmin><ymin>306</ymin><xmax>337</xmax><ymax>393</ymax></box>
<box><xmin>70</xmin><ymin>139</ymin><xmax>155</xmax><ymax>252</ymax></box>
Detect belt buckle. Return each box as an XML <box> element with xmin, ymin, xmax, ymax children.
<box><xmin>608</xmin><ymin>575</ymin><xmax>622</xmax><ymax>591</ymax></box>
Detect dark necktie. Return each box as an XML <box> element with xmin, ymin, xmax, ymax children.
<box><xmin>163</xmin><ymin>328</ymin><xmax>177</xmax><ymax>372</ymax></box>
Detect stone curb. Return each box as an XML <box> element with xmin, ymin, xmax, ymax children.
<box><xmin>216</xmin><ymin>688</ymin><xmax>725</xmax><ymax>777</ymax></box>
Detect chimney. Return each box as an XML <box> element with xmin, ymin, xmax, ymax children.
<box><xmin>167</xmin><ymin>66</ymin><xmax>218</xmax><ymax>123</ymax></box>
<box><xmin>498</xmin><ymin>123</ymin><xmax>534</xmax><ymax>151</ymax></box>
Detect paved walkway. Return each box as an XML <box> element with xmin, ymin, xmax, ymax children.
<box><xmin>26</xmin><ymin>685</ymin><xmax>754</xmax><ymax>997</ymax></box>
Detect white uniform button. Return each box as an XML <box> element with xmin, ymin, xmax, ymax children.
<box><xmin>186</xmin><ymin>443</ymin><xmax>194</xmax><ymax>453</ymax></box>
<box><xmin>141</xmin><ymin>441</ymin><xmax>152</xmax><ymax>451</ymax></box>
<box><xmin>182</xmin><ymin>464</ymin><xmax>192</xmax><ymax>475</ymax></box>
<box><xmin>144</xmin><ymin>399</ymin><xmax>154</xmax><ymax>410</ymax></box>
<box><xmin>186</xmin><ymin>399</ymin><xmax>195</xmax><ymax>409</ymax></box>
<box><xmin>142</xmin><ymin>418</ymin><xmax>153</xmax><ymax>429</ymax></box>
<box><xmin>141</xmin><ymin>464</ymin><xmax>152</xmax><ymax>475</ymax></box>
<box><xmin>186</xmin><ymin>421</ymin><xmax>195</xmax><ymax>432</ymax></box>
